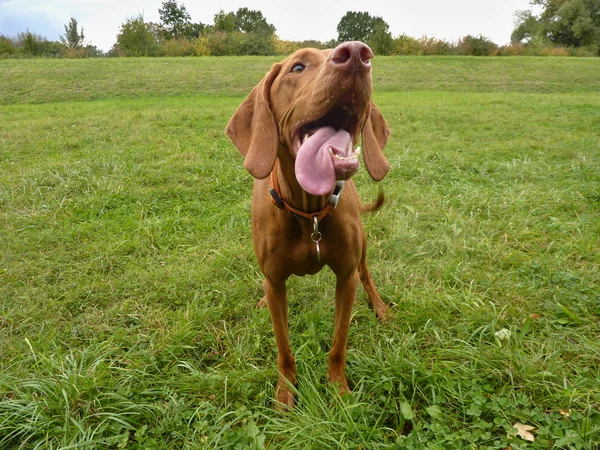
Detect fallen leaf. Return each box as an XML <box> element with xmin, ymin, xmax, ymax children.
<box><xmin>559</xmin><ymin>409</ymin><xmax>571</xmax><ymax>419</ymax></box>
<box><xmin>529</xmin><ymin>314</ymin><xmax>540</xmax><ymax>320</ymax></box>
<box><xmin>513</xmin><ymin>422</ymin><xmax>536</xmax><ymax>442</ymax></box>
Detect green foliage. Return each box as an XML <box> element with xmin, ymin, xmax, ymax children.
<box><xmin>158</xmin><ymin>0</ymin><xmax>203</xmax><ymax>39</ymax></box>
<box><xmin>60</xmin><ymin>17</ymin><xmax>85</xmax><ymax>48</ymax></box>
<box><xmin>162</xmin><ymin>37</ymin><xmax>196</xmax><ymax>56</ymax></box>
<box><xmin>512</xmin><ymin>0</ymin><xmax>600</xmax><ymax>54</ymax></box>
<box><xmin>12</xmin><ymin>31</ymin><xmax>64</xmax><ymax>57</ymax></box>
<box><xmin>368</xmin><ymin>23</ymin><xmax>394</xmax><ymax>55</ymax></box>
<box><xmin>115</xmin><ymin>14</ymin><xmax>159</xmax><ymax>57</ymax></box>
<box><xmin>205</xmin><ymin>31</ymin><xmax>275</xmax><ymax>56</ymax></box>
<box><xmin>214</xmin><ymin>10</ymin><xmax>237</xmax><ymax>33</ymax></box>
<box><xmin>234</xmin><ymin>7</ymin><xmax>276</xmax><ymax>35</ymax></box>
<box><xmin>337</xmin><ymin>11</ymin><xmax>389</xmax><ymax>43</ymax></box>
<box><xmin>457</xmin><ymin>34</ymin><xmax>499</xmax><ymax>56</ymax></box>
<box><xmin>392</xmin><ymin>35</ymin><xmax>454</xmax><ymax>55</ymax></box>
<box><xmin>213</xmin><ymin>8</ymin><xmax>276</xmax><ymax>37</ymax></box>
<box><xmin>0</xmin><ymin>35</ymin><xmax>15</xmax><ymax>55</ymax></box>
<box><xmin>22</xmin><ymin>30</ymin><xmax>39</xmax><ymax>55</ymax></box>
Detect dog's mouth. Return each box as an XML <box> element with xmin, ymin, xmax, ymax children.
<box><xmin>293</xmin><ymin>98</ymin><xmax>364</xmax><ymax>196</ymax></box>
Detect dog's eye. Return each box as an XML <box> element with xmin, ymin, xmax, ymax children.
<box><xmin>291</xmin><ymin>63</ymin><xmax>305</xmax><ymax>73</ymax></box>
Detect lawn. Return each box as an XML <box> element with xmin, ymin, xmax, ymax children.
<box><xmin>1</xmin><ymin>55</ymin><xmax>599</xmax><ymax>449</ymax></box>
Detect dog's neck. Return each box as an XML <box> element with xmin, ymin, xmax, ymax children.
<box><xmin>276</xmin><ymin>153</ymin><xmax>331</xmax><ymax>214</ymax></box>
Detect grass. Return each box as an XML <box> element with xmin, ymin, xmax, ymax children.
<box><xmin>1</xmin><ymin>55</ymin><xmax>599</xmax><ymax>449</ymax></box>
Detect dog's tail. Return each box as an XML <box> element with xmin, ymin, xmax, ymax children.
<box><xmin>360</xmin><ymin>186</ymin><xmax>385</xmax><ymax>213</ymax></box>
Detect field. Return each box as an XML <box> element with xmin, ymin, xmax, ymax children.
<box><xmin>1</xmin><ymin>55</ymin><xmax>599</xmax><ymax>449</ymax></box>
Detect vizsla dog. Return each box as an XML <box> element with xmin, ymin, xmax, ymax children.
<box><xmin>226</xmin><ymin>41</ymin><xmax>390</xmax><ymax>408</ymax></box>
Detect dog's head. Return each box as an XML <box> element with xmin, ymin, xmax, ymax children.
<box><xmin>226</xmin><ymin>41</ymin><xmax>390</xmax><ymax>196</ymax></box>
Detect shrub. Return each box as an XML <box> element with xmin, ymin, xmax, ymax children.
<box><xmin>272</xmin><ymin>37</ymin><xmax>299</xmax><ymax>55</ymax></box>
<box><xmin>393</xmin><ymin>34</ymin><xmax>421</xmax><ymax>55</ymax></box>
<box><xmin>497</xmin><ymin>43</ymin><xmax>526</xmax><ymax>56</ymax></box>
<box><xmin>296</xmin><ymin>40</ymin><xmax>328</xmax><ymax>49</ymax></box>
<box><xmin>194</xmin><ymin>37</ymin><xmax>210</xmax><ymax>56</ymax></box>
<box><xmin>368</xmin><ymin>27</ymin><xmax>394</xmax><ymax>55</ymax></box>
<box><xmin>0</xmin><ymin>35</ymin><xmax>15</xmax><ymax>55</ymax></box>
<box><xmin>457</xmin><ymin>34</ymin><xmax>498</xmax><ymax>56</ymax></box>
<box><xmin>163</xmin><ymin>37</ymin><xmax>196</xmax><ymax>56</ymax></box>
<box><xmin>539</xmin><ymin>46</ymin><xmax>571</xmax><ymax>57</ymax></box>
<box><xmin>239</xmin><ymin>33</ymin><xmax>275</xmax><ymax>55</ymax></box>
<box><xmin>61</xmin><ymin>47</ymin><xmax>87</xmax><ymax>58</ymax></box>
<box><xmin>205</xmin><ymin>31</ymin><xmax>275</xmax><ymax>56</ymax></box>
<box><xmin>116</xmin><ymin>15</ymin><xmax>159</xmax><ymax>57</ymax></box>
<box><xmin>417</xmin><ymin>36</ymin><xmax>453</xmax><ymax>55</ymax></box>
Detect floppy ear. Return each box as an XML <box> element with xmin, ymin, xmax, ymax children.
<box><xmin>225</xmin><ymin>64</ymin><xmax>281</xmax><ymax>180</ymax></box>
<box><xmin>362</xmin><ymin>102</ymin><xmax>391</xmax><ymax>181</ymax></box>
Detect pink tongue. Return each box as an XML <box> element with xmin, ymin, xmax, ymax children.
<box><xmin>295</xmin><ymin>127</ymin><xmax>351</xmax><ymax>196</ymax></box>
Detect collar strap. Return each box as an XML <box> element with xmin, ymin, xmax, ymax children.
<box><xmin>270</xmin><ymin>162</ymin><xmax>341</xmax><ymax>222</ymax></box>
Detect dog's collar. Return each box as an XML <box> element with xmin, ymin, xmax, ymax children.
<box><xmin>269</xmin><ymin>162</ymin><xmax>344</xmax><ymax>222</ymax></box>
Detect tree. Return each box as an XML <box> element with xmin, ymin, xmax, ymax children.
<box><xmin>512</xmin><ymin>0</ymin><xmax>600</xmax><ymax>50</ymax></box>
<box><xmin>158</xmin><ymin>0</ymin><xmax>197</xmax><ymax>39</ymax></box>
<box><xmin>368</xmin><ymin>20</ymin><xmax>393</xmax><ymax>54</ymax></box>
<box><xmin>115</xmin><ymin>14</ymin><xmax>158</xmax><ymax>56</ymax></box>
<box><xmin>213</xmin><ymin>10</ymin><xmax>236</xmax><ymax>33</ymax></box>
<box><xmin>212</xmin><ymin>8</ymin><xmax>276</xmax><ymax>35</ymax></box>
<box><xmin>61</xmin><ymin>17</ymin><xmax>85</xmax><ymax>48</ymax></box>
<box><xmin>337</xmin><ymin>11</ymin><xmax>389</xmax><ymax>43</ymax></box>
<box><xmin>234</xmin><ymin>7</ymin><xmax>276</xmax><ymax>35</ymax></box>
<box><xmin>22</xmin><ymin>30</ymin><xmax>40</xmax><ymax>55</ymax></box>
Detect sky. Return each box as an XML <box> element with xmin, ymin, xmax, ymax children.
<box><xmin>0</xmin><ymin>0</ymin><xmax>533</xmax><ymax>51</ymax></box>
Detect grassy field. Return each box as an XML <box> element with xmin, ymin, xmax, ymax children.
<box><xmin>1</xmin><ymin>56</ymin><xmax>599</xmax><ymax>449</ymax></box>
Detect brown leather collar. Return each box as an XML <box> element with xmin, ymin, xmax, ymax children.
<box><xmin>269</xmin><ymin>162</ymin><xmax>334</xmax><ymax>222</ymax></box>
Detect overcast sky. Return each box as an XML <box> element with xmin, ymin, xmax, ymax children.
<box><xmin>1</xmin><ymin>0</ymin><xmax>532</xmax><ymax>51</ymax></box>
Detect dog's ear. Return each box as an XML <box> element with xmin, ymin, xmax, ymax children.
<box><xmin>362</xmin><ymin>102</ymin><xmax>391</xmax><ymax>181</ymax></box>
<box><xmin>225</xmin><ymin>64</ymin><xmax>281</xmax><ymax>179</ymax></box>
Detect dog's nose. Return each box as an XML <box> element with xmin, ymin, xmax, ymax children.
<box><xmin>331</xmin><ymin>41</ymin><xmax>374</xmax><ymax>71</ymax></box>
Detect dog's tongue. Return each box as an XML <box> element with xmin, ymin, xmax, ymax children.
<box><xmin>295</xmin><ymin>127</ymin><xmax>351</xmax><ymax>196</ymax></box>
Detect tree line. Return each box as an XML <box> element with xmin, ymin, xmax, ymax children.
<box><xmin>1</xmin><ymin>0</ymin><xmax>599</xmax><ymax>58</ymax></box>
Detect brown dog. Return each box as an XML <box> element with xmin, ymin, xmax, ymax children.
<box><xmin>226</xmin><ymin>41</ymin><xmax>390</xmax><ymax>408</ymax></box>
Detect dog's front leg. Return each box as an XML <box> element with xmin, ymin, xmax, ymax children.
<box><xmin>263</xmin><ymin>278</ymin><xmax>296</xmax><ymax>409</ymax></box>
<box><xmin>328</xmin><ymin>271</ymin><xmax>358</xmax><ymax>394</ymax></box>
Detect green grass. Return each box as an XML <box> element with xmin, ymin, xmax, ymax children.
<box><xmin>1</xmin><ymin>56</ymin><xmax>599</xmax><ymax>449</ymax></box>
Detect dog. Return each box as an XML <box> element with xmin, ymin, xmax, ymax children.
<box><xmin>226</xmin><ymin>41</ymin><xmax>391</xmax><ymax>408</ymax></box>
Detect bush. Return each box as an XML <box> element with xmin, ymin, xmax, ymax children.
<box><xmin>194</xmin><ymin>37</ymin><xmax>210</xmax><ymax>56</ymax></box>
<box><xmin>61</xmin><ymin>47</ymin><xmax>87</xmax><ymax>58</ymax></box>
<box><xmin>416</xmin><ymin>36</ymin><xmax>453</xmax><ymax>55</ymax></box>
<box><xmin>204</xmin><ymin>31</ymin><xmax>275</xmax><ymax>56</ymax></box>
<box><xmin>162</xmin><ymin>37</ymin><xmax>196</xmax><ymax>56</ymax></box>
<box><xmin>393</xmin><ymin>34</ymin><xmax>421</xmax><ymax>55</ymax></box>
<box><xmin>368</xmin><ymin>27</ymin><xmax>394</xmax><ymax>55</ymax></box>
<box><xmin>457</xmin><ymin>34</ymin><xmax>498</xmax><ymax>56</ymax></box>
<box><xmin>539</xmin><ymin>46</ymin><xmax>571</xmax><ymax>57</ymax></box>
<box><xmin>296</xmin><ymin>40</ymin><xmax>328</xmax><ymax>49</ymax></box>
<box><xmin>116</xmin><ymin>15</ymin><xmax>159</xmax><ymax>57</ymax></box>
<box><xmin>392</xmin><ymin>35</ymin><xmax>453</xmax><ymax>55</ymax></box>
<box><xmin>497</xmin><ymin>43</ymin><xmax>526</xmax><ymax>56</ymax></box>
<box><xmin>0</xmin><ymin>35</ymin><xmax>15</xmax><ymax>55</ymax></box>
<box><xmin>272</xmin><ymin>37</ymin><xmax>299</xmax><ymax>55</ymax></box>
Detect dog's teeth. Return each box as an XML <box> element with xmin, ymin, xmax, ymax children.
<box><xmin>328</xmin><ymin>146</ymin><xmax>334</xmax><ymax>156</ymax></box>
<box><xmin>354</xmin><ymin>146</ymin><xmax>361</xmax><ymax>156</ymax></box>
<box><xmin>304</xmin><ymin>133</ymin><xmax>310</xmax><ymax>143</ymax></box>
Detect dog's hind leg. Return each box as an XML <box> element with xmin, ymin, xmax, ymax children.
<box><xmin>358</xmin><ymin>234</ymin><xmax>389</xmax><ymax>321</ymax></box>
